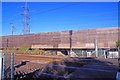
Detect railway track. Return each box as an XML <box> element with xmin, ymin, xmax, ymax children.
<box><xmin>13</xmin><ymin>56</ymin><xmax>118</xmax><ymax>80</ymax></box>
<box><xmin>14</xmin><ymin>54</ymin><xmax>64</xmax><ymax>64</ymax></box>
<box><xmin>14</xmin><ymin>57</ymin><xmax>90</xmax><ymax>79</ymax></box>
<box><xmin>0</xmin><ymin>54</ymin><xmax>114</xmax><ymax>80</ymax></box>
<box><xmin>13</xmin><ymin>54</ymin><xmax>65</xmax><ymax>79</ymax></box>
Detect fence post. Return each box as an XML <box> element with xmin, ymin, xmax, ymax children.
<box><xmin>11</xmin><ymin>53</ymin><xmax>14</xmax><ymax>80</ymax></box>
<box><xmin>2</xmin><ymin>53</ymin><xmax>4</xmax><ymax>80</ymax></box>
<box><xmin>0</xmin><ymin>52</ymin><xmax>3</xmax><ymax>80</ymax></box>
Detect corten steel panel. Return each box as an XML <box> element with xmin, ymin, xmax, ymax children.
<box><xmin>31</xmin><ymin>44</ymin><xmax>53</xmax><ymax>48</ymax></box>
<box><xmin>1</xmin><ymin>27</ymin><xmax>118</xmax><ymax>49</ymax></box>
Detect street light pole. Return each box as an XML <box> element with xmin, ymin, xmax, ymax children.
<box><xmin>116</xmin><ymin>2</ymin><xmax>120</xmax><ymax>80</ymax></box>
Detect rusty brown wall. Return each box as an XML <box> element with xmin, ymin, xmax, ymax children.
<box><xmin>1</xmin><ymin>27</ymin><xmax>118</xmax><ymax>49</ymax></box>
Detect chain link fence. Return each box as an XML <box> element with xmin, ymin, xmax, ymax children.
<box><xmin>72</xmin><ymin>49</ymin><xmax>118</xmax><ymax>59</ymax></box>
<box><xmin>1</xmin><ymin>52</ymin><xmax>14</xmax><ymax>80</ymax></box>
<box><xmin>72</xmin><ymin>49</ymin><xmax>106</xmax><ymax>58</ymax></box>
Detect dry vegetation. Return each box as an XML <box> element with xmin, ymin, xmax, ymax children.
<box><xmin>3</xmin><ymin>44</ymin><xmax>60</xmax><ymax>56</ymax></box>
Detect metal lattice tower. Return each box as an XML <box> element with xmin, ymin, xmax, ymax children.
<box><xmin>21</xmin><ymin>1</ymin><xmax>30</xmax><ymax>34</ymax></box>
<box><xmin>10</xmin><ymin>22</ymin><xmax>15</xmax><ymax>35</ymax></box>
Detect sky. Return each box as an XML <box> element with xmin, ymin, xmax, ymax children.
<box><xmin>2</xmin><ymin>2</ymin><xmax>118</xmax><ymax>36</ymax></box>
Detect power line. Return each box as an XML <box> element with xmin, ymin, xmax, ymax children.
<box><xmin>7</xmin><ymin>3</ymin><xmax>79</xmax><ymax>22</ymax></box>
<box><xmin>21</xmin><ymin>1</ymin><xmax>30</xmax><ymax>34</ymax></box>
<box><xmin>30</xmin><ymin>3</ymin><xmax>80</xmax><ymax>16</ymax></box>
<box><xmin>5</xmin><ymin>3</ymin><xmax>80</xmax><ymax>35</ymax></box>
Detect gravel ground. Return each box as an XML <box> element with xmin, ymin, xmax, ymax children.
<box><xmin>13</xmin><ymin>54</ymin><xmax>118</xmax><ymax>80</ymax></box>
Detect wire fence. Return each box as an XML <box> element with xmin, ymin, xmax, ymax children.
<box><xmin>1</xmin><ymin>53</ymin><xmax>14</xmax><ymax>80</ymax></box>
<box><xmin>72</xmin><ymin>49</ymin><xmax>118</xmax><ymax>58</ymax></box>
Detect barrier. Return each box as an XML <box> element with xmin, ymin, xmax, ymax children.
<box><xmin>1</xmin><ymin>52</ymin><xmax>14</xmax><ymax>80</ymax></box>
